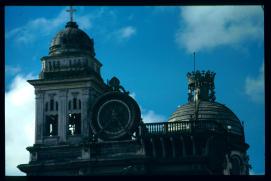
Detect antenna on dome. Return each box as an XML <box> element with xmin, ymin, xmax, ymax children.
<box><xmin>66</xmin><ymin>6</ymin><xmax>76</xmax><ymax>22</ymax></box>
<box><xmin>193</xmin><ymin>52</ymin><xmax>196</xmax><ymax>72</ymax></box>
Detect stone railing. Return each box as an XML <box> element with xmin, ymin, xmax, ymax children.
<box><xmin>138</xmin><ymin>120</ymin><xmax>243</xmax><ymax>136</ymax></box>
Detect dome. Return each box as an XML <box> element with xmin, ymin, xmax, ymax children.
<box><xmin>49</xmin><ymin>21</ymin><xmax>95</xmax><ymax>56</ymax></box>
<box><xmin>168</xmin><ymin>101</ymin><xmax>243</xmax><ymax>135</ymax></box>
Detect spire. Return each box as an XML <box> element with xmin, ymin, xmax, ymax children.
<box><xmin>66</xmin><ymin>6</ymin><xmax>76</xmax><ymax>22</ymax></box>
<box><xmin>187</xmin><ymin>70</ymin><xmax>216</xmax><ymax>102</ymax></box>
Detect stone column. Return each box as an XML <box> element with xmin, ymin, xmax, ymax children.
<box><xmin>59</xmin><ymin>89</ymin><xmax>68</xmax><ymax>143</ymax></box>
<box><xmin>81</xmin><ymin>88</ymin><xmax>91</xmax><ymax>138</ymax></box>
<box><xmin>180</xmin><ymin>136</ymin><xmax>186</xmax><ymax>157</ymax></box>
<box><xmin>35</xmin><ymin>90</ymin><xmax>44</xmax><ymax>144</ymax></box>
<box><xmin>170</xmin><ymin>136</ymin><xmax>176</xmax><ymax>158</ymax></box>
<box><xmin>191</xmin><ymin>136</ymin><xmax>196</xmax><ymax>155</ymax></box>
<box><xmin>150</xmin><ymin>138</ymin><xmax>156</xmax><ymax>157</ymax></box>
<box><xmin>160</xmin><ymin>137</ymin><xmax>166</xmax><ymax>158</ymax></box>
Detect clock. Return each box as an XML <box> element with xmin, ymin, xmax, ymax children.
<box><xmin>91</xmin><ymin>91</ymin><xmax>141</xmax><ymax>141</ymax></box>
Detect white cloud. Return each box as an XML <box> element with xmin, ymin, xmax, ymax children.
<box><xmin>104</xmin><ymin>26</ymin><xmax>137</xmax><ymax>43</ymax></box>
<box><xmin>176</xmin><ymin>6</ymin><xmax>263</xmax><ymax>53</ymax></box>
<box><xmin>129</xmin><ymin>91</ymin><xmax>166</xmax><ymax>123</ymax></box>
<box><xmin>129</xmin><ymin>92</ymin><xmax>136</xmax><ymax>99</ymax></box>
<box><xmin>142</xmin><ymin>110</ymin><xmax>166</xmax><ymax>123</ymax></box>
<box><xmin>245</xmin><ymin>63</ymin><xmax>264</xmax><ymax>103</ymax></box>
<box><xmin>117</xmin><ymin>26</ymin><xmax>137</xmax><ymax>39</ymax></box>
<box><xmin>5</xmin><ymin>65</ymin><xmax>21</xmax><ymax>75</ymax></box>
<box><xmin>249</xmin><ymin>169</ymin><xmax>255</xmax><ymax>175</ymax></box>
<box><xmin>5</xmin><ymin>7</ymin><xmax>92</xmax><ymax>45</ymax></box>
<box><xmin>5</xmin><ymin>74</ymin><xmax>36</xmax><ymax>176</ymax></box>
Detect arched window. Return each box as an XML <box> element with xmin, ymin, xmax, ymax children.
<box><xmin>50</xmin><ymin>99</ymin><xmax>54</xmax><ymax>111</ymax></box>
<box><xmin>49</xmin><ymin>62</ymin><xmax>52</xmax><ymax>71</ymax></box>
<box><xmin>68</xmin><ymin>101</ymin><xmax>71</xmax><ymax>110</ymax></box>
<box><xmin>45</xmin><ymin>115</ymin><xmax>58</xmax><ymax>136</ymax></box>
<box><xmin>67</xmin><ymin>113</ymin><xmax>81</xmax><ymax>136</ymax></box>
<box><xmin>78</xmin><ymin>100</ymin><xmax>81</xmax><ymax>109</ymax></box>
<box><xmin>230</xmin><ymin>155</ymin><xmax>242</xmax><ymax>175</ymax></box>
<box><xmin>45</xmin><ymin>102</ymin><xmax>48</xmax><ymax>112</ymax></box>
<box><xmin>73</xmin><ymin>98</ymin><xmax>77</xmax><ymax>109</ymax></box>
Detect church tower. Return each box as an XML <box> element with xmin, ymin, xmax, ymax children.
<box><xmin>17</xmin><ymin>7</ymin><xmax>110</xmax><ymax>175</ymax></box>
<box><xmin>32</xmin><ymin>7</ymin><xmax>107</xmax><ymax>145</ymax></box>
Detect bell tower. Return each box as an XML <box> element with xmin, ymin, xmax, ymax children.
<box><xmin>30</xmin><ymin>19</ymin><xmax>106</xmax><ymax>145</ymax></box>
<box><xmin>18</xmin><ymin>7</ymin><xmax>109</xmax><ymax>175</ymax></box>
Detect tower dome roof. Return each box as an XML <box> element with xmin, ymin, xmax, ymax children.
<box><xmin>168</xmin><ymin>70</ymin><xmax>244</xmax><ymax>136</ymax></box>
<box><xmin>49</xmin><ymin>21</ymin><xmax>95</xmax><ymax>56</ymax></box>
<box><xmin>168</xmin><ymin>101</ymin><xmax>243</xmax><ymax>135</ymax></box>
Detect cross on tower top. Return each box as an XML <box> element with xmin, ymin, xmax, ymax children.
<box><xmin>66</xmin><ymin>6</ymin><xmax>76</xmax><ymax>22</ymax></box>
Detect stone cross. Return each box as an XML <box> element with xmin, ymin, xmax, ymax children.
<box><xmin>66</xmin><ymin>6</ymin><xmax>76</xmax><ymax>22</ymax></box>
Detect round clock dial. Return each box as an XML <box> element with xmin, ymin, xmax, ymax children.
<box><xmin>97</xmin><ymin>99</ymin><xmax>131</xmax><ymax>135</ymax></box>
<box><xmin>91</xmin><ymin>92</ymin><xmax>141</xmax><ymax>141</ymax></box>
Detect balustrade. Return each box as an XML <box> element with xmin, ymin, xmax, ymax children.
<box><xmin>140</xmin><ymin>120</ymin><xmax>233</xmax><ymax>136</ymax></box>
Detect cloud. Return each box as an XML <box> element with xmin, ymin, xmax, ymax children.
<box><xmin>249</xmin><ymin>169</ymin><xmax>255</xmax><ymax>175</ymax></box>
<box><xmin>5</xmin><ymin>74</ymin><xmax>36</xmax><ymax>176</ymax></box>
<box><xmin>117</xmin><ymin>26</ymin><xmax>137</xmax><ymax>40</ymax></box>
<box><xmin>176</xmin><ymin>6</ymin><xmax>263</xmax><ymax>53</ymax></box>
<box><xmin>5</xmin><ymin>65</ymin><xmax>21</xmax><ymax>75</ymax></box>
<box><xmin>5</xmin><ymin>7</ymin><xmax>92</xmax><ymax>45</ymax></box>
<box><xmin>245</xmin><ymin>62</ymin><xmax>264</xmax><ymax>103</ymax></box>
<box><xmin>142</xmin><ymin>110</ymin><xmax>166</xmax><ymax>123</ymax></box>
<box><xmin>129</xmin><ymin>92</ymin><xmax>136</xmax><ymax>99</ymax></box>
<box><xmin>129</xmin><ymin>91</ymin><xmax>166</xmax><ymax>123</ymax></box>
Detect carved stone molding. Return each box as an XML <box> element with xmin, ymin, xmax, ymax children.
<box><xmin>59</xmin><ymin>89</ymin><xmax>68</xmax><ymax>97</ymax></box>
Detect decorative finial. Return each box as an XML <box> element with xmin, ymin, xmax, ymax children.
<box><xmin>66</xmin><ymin>6</ymin><xmax>76</xmax><ymax>22</ymax></box>
<box><xmin>187</xmin><ymin>70</ymin><xmax>216</xmax><ymax>102</ymax></box>
<box><xmin>108</xmin><ymin>77</ymin><xmax>129</xmax><ymax>94</ymax></box>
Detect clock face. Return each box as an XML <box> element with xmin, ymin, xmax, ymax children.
<box><xmin>91</xmin><ymin>92</ymin><xmax>141</xmax><ymax>141</ymax></box>
<box><xmin>97</xmin><ymin>99</ymin><xmax>131</xmax><ymax>135</ymax></box>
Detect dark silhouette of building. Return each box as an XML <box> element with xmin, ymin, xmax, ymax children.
<box><xmin>17</xmin><ymin>9</ymin><xmax>250</xmax><ymax>175</ymax></box>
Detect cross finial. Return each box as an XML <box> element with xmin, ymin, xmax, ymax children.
<box><xmin>66</xmin><ymin>6</ymin><xmax>76</xmax><ymax>22</ymax></box>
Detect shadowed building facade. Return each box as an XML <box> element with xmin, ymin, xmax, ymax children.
<box><xmin>18</xmin><ymin>12</ymin><xmax>250</xmax><ymax>175</ymax></box>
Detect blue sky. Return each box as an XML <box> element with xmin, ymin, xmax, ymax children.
<box><xmin>5</xmin><ymin>6</ymin><xmax>264</xmax><ymax>175</ymax></box>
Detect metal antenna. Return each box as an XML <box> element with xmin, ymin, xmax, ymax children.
<box><xmin>66</xmin><ymin>6</ymin><xmax>76</xmax><ymax>22</ymax></box>
<box><xmin>193</xmin><ymin>52</ymin><xmax>196</xmax><ymax>72</ymax></box>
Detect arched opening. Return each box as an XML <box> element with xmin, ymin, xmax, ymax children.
<box><xmin>45</xmin><ymin>115</ymin><xmax>58</xmax><ymax>136</ymax></box>
<box><xmin>50</xmin><ymin>99</ymin><xmax>54</xmax><ymax>111</ymax></box>
<box><xmin>68</xmin><ymin>113</ymin><xmax>81</xmax><ymax>135</ymax></box>
<box><xmin>73</xmin><ymin>98</ymin><xmax>77</xmax><ymax>109</ymax></box>
<box><xmin>68</xmin><ymin>101</ymin><xmax>71</xmax><ymax>110</ymax></box>
<box><xmin>45</xmin><ymin>102</ymin><xmax>48</xmax><ymax>112</ymax></box>
<box><xmin>56</xmin><ymin>102</ymin><xmax>58</xmax><ymax>111</ymax></box>
<box><xmin>230</xmin><ymin>155</ymin><xmax>242</xmax><ymax>175</ymax></box>
<box><xmin>78</xmin><ymin>99</ymin><xmax>81</xmax><ymax>109</ymax></box>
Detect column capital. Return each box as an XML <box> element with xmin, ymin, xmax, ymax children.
<box><xmin>35</xmin><ymin>90</ymin><xmax>44</xmax><ymax>99</ymax></box>
<box><xmin>59</xmin><ymin>89</ymin><xmax>68</xmax><ymax>97</ymax></box>
<box><xmin>82</xmin><ymin>88</ymin><xmax>91</xmax><ymax>96</ymax></box>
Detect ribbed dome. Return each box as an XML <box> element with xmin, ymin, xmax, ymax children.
<box><xmin>49</xmin><ymin>21</ymin><xmax>95</xmax><ymax>56</ymax></box>
<box><xmin>168</xmin><ymin>101</ymin><xmax>243</xmax><ymax>135</ymax></box>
